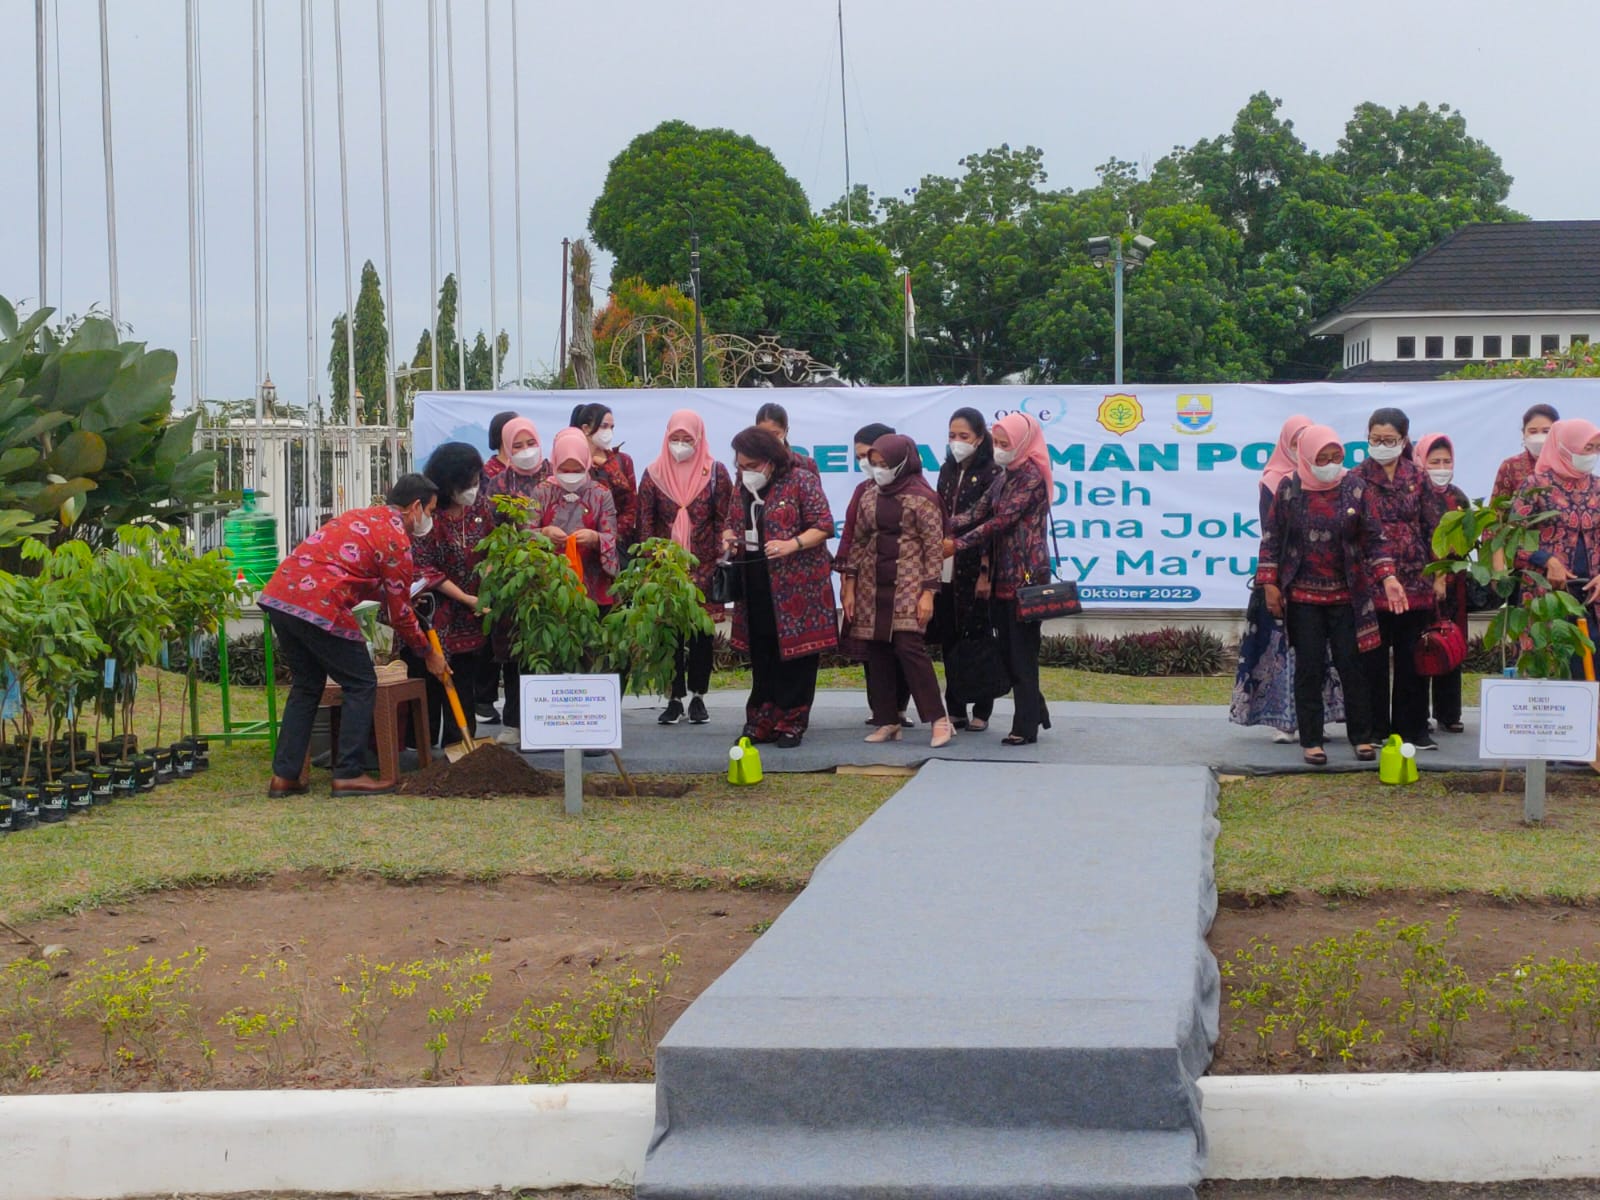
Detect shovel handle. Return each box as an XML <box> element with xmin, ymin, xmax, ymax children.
<box><xmin>426</xmin><ymin>628</ymin><xmax>476</xmax><ymax>751</ymax></box>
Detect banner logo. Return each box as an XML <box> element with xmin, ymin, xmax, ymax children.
<box><xmin>1174</xmin><ymin>393</ymin><xmax>1215</xmax><ymax>435</ymax></box>
<box><xmin>1097</xmin><ymin>393</ymin><xmax>1144</xmax><ymax>436</ymax></box>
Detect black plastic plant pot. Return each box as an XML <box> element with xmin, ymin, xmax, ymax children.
<box><xmin>88</xmin><ymin>765</ymin><xmax>115</xmax><ymax>804</ymax></box>
<box><xmin>63</xmin><ymin>771</ymin><xmax>92</xmax><ymax>812</ymax></box>
<box><xmin>99</xmin><ymin>736</ymin><xmax>136</xmax><ymax>761</ymax></box>
<box><xmin>152</xmin><ymin>747</ymin><xmax>175</xmax><ymax>785</ymax></box>
<box><xmin>182</xmin><ymin>736</ymin><xmax>211</xmax><ymax>771</ymax></box>
<box><xmin>171</xmin><ymin>742</ymin><xmax>196</xmax><ymax>777</ymax></box>
<box><xmin>111</xmin><ymin>761</ymin><xmax>139</xmax><ymax>795</ymax></box>
<box><xmin>8</xmin><ymin>784</ymin><xmax>40</xmax><ymax>825</ymax></box>
<box><xmin>37</xmin><ymin>781</ymin><xmax>67</xmax><ymax>823</ymax></box>
<box><xmin>71</xmin><ymin>730</ymin><xmax>87</xmax><ymax>753</ymax></box>
<box><xmin>132</xmin><ymin>755</ymin><xmax>157</xmax><ymax>792</ymax></box>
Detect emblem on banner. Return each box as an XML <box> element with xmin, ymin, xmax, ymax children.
<box><xmin>1097</xmin><ymin>393</ymin><xmax>1144</xmax><ymax>436</ymax></box>
<box><xmin>1173</xmin><ymin>393</ymin><xmax>1215</xmax><ymax>435</ymax></box>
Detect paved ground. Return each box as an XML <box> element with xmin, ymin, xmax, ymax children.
<box><xmin>495</xmin><ymin>690</ymin><xmax>1522</xmax><ymax>777</ymax></box>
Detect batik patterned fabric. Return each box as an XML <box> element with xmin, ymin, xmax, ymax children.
<box><xmin>636</xmin><ymin>460</ymin><xmax>736</xmax><ymax>611</ymax></box>
<box><xmin>951</xmin><ymin>460</ymin><xmax>1050</xmax><ymax>600</ymax></box>
<box><xmin>1230</xmin><ymin>483</ymin><xmax>1345</xmax><ymax>730</ymax></box>
<box><xmin>410</xmin><ymin>495</ymin><xmax>496</xmax><ymax>654</ymax></box>
<box><xmin>1256</xmin><ymin>474</ymin><xmax>1395</xmax><ymax>653</ymax></box>
<box><xmin>1512</xmin><ymin>469</ymin><xmax>1600</xmax><ymax>576</ymax></box>
<box><xmin>842</xmin><ymin>486</ymin><xmax>946</xmax><ymax>640</ymax></box>
<box><xmin>1356</xmin><ymin>457</ymin><xmax>1447</xmax><ymax>610</ymax></box>
<box><xmin>1492</xmin><ymin>451</ymin><xmax>1538</xmax><ymax>504</ymax></box>
<box><xmin>590</xmin><ymin>450</ymin><xmax>639</xmax><ymax>552</ymax></box>
<box><xmin>483</xmin><ymin>459</ymin><xmax>551</xmax><ymax>511</ymax></box>
<box><xmin>730</xmin><ymin>466</ymin><xmax>838</xmax><ymax>662</ymax></box>
<box><xmin>527</xmin><ymin>478</ymin><xmax>621</xmax><ymax>607</ymax></box>
<box><xmin>260</xmin><ymin>506</ymin><xmax>428</xmax><ymax>652</ymax></box>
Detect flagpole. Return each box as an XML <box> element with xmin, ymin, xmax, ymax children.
<box><xmin>901</xmin><ymin>269</ymin><xmax>912</xmax><ymax>387</ymax></box>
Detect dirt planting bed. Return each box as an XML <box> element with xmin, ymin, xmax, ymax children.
<box><xmin>394</xmin><ymin>744</ymin><xmax>692</xmax><ymax>798</ymax></box>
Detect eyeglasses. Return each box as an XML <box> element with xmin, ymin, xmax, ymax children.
<box><xmin>1369</xmin><ymin>436</ymin><xmax>1403</xmax><ymax>448</ymax></box>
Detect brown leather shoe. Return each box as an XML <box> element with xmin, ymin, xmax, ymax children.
<box><xmin>267</xmin><ymin>776</ymin><xmax>309</xmax><ymax>797</ymax></box>
<box><xmin>330</xmin><ymin>775</ymin><xmax>396</xmax><ymax>796</ymax></box>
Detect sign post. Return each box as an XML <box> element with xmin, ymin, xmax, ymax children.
<box><xmin>1478</xmin><ymin>679</ymin><xmax>1600</xmax><ymax>823</ymax></box>
<box><xmin>517</xmin><ymin>675</ymin><xmax>623</xmax><ymax>816</ymax></box>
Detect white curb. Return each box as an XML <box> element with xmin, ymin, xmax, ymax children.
<box><xmin>0</xmin><ymin>1083</ymin><xmax>656</xmax><ymax>1200</ymax></box>
<box><xmin>4</xmin><ymin>1074</ymin><xmax>1600</xmax><ymax>1199</ymax></box>
<box><xmin>1200</xmin><ymin>1072</ymin><xmax>1600</xmax><ymax>1182</ymax></box>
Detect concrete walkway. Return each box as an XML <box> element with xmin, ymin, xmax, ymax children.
<box><xmin>531</xmin><ymin>690</ymin><xmax>1507</xmax><ymax>776</ymax></box>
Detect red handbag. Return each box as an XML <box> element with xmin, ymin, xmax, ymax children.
<box><xmin>1413</xmin><ymin>618</ymin><xmax>1467</xmax><ymax>677</ymax></box>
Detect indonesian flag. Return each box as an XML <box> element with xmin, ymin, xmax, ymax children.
<box><xmin>904</xmin><ymin>272</ymin><xmax>915</xmax><ymax>338</ymax></box>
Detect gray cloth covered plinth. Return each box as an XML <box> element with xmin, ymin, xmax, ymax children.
<box><xmin>639</xmin><ymin>761</ymin><xmax>1221</xmax><ymax>1200</ymax></box>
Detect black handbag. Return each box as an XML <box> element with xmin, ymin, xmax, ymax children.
<box><xmin>710</xmin><ymin>560</ymin><xmax>744</xmax><ymax>605</ymax></box>
<box><xmin>1013</xmin><ymin>513</ymin><xmax>1081</xmax><ymax>622</ymax></box>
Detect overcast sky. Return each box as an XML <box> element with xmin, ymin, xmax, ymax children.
<box><xmin>0</xmin><ymin>0</ymin><xmax>1591</xmax><ymax>412</ymax></box>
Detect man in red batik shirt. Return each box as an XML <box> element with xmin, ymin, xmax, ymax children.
<box><xmin>260</xmin><ymin>474</ymin><xmax>447</xmax><ymax>797</ymax></box>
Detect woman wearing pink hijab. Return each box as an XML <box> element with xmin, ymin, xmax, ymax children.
<box><xmin>528</xmin><ymin>426</ymin><xmax>621</xmax><ymax>609</ymax></box>
<box><xmin>637</xmin><ymin>410</ymin><xmax>735</xmax><ymax>726</ymax></box>
<box><xmin>1231</xmin><ymin>415</ymin><xmax>1345</xmax><ymax>742</ymax></box>
<box><xmin>1256</xmin><ymin>425</ymin><xmax>1404</xmax><ymax>766</ymax></box>
<box><xmin>948</xmin><ymin>411</ymin><xmax>1053</xmax><ymax>746</ymax></box>
<box><xmin>1512</xmin><ymin>417</ymin><xmax>1600</xmax><ymax>621</ymax></box>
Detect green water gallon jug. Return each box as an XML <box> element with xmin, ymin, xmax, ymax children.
<box><xmin>222</xmin><ymin>489</ymin><xmax>279</xmax><ymax>590</ymax></box>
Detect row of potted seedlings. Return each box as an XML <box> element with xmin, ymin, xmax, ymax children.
<box><xmin>0</xmin><ymin>527</ymin><xmax>238</xmax><ymax>836</ymax></box>
<box><xmin>0</xmin><ymin>733</ymin><xmax>212</xmax><ymax>833</ymax></box>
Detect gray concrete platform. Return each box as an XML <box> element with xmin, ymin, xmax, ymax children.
<box><xmin>638</xmin><ymin>761</ymin><xmax>1221</xmax><ymax>1200</ymax></box>
<box><xmin>539</xmin><ymin>691</ymin><xmax>1498</xmax><ymax>776</ymax></box>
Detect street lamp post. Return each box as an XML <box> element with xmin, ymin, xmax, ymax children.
<box><xmin>1087</xmin><ymin>234</ymin><xmax>1156</xmax><ymax>386</ymax></box>
<box><xmin>677</xmin><ymin>202</ymin><xmax>705</xmax><ymax>388</ymax></box>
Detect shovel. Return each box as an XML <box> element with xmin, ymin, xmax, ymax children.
<box><xmin>418</xmin><ymin>610</ymin><xmax>483</xmax><ymax>764</ymax></box>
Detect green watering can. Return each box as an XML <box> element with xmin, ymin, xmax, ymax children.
<box><xmin>727</xmin><ymin>736</ymin><xmax>764</xmax><ymax>786</ymax></box>
<box><xmin>1378</xmin><ymin>734</ymin><xmax>1419</xmax><ymax>786</ymax></box>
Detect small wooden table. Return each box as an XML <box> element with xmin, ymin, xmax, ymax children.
<box><xmin>300</xmin><ymin>676</ymin><xmax>431</xmax><ymax>786</ymax></box>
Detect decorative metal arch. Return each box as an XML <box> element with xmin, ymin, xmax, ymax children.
<box><xmin>607</xmin><ymin>317</ymin><xmax>839</xmax><ymax>388</ymax></box>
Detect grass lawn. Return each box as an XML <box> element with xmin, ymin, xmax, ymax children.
<box><xmin>2</xmin><ymin>667</ymin><xmax>902</xmax><ymax>921</ymax></box>
<box><xmin>1217</xmin><ymin>771</ymin><xmax>1600</xmax><ymax>902</ymax></box>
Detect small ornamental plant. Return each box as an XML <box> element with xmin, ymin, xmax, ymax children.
<box><xmin>1428</xmin><ymin>492</ymin><xmax>1593</xmax><ymax>678</ymax></box>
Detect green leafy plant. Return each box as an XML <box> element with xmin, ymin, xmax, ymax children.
<box><xmin>401</xmin><ymin>949</ymin><xmax>495</xmax><ymax>1079</ymax></box>
<box><xmin>1385</xmin><ymin>913</ymin><xmax>1487</xmax><ymax>1062</ymax></box>
<box><xmin>476</xmin><ymin>496</ymin><xmax>602</xmax><ymax>674</ymax></box>
<box><xmin>0</xmin><ymin>545</ymin><xmax>107</xmax><ymax>782</ymax></box>
<box><xmin>485</xmin><ymin>951</ymin><xmax>679</xmax><ymax>1084</ymax></box>
<box><xmin>1429</xmin><ymin>492</ymin><xmax>1593</xmax><ymax>678</ymax></box>
<box><xmin>218</xmin><ymin>952</ymin><xmax>325</xmax><ymax>1084</ymax></box>
<box><xmin>149</xmin><ymin>528</ymin><xmax>240</xmax><ymax>746</ymax></box>
<box><xmin>83</xmin><ymin>528</ymin><xmax>170</xmax><ymax>759</ymax></box>
<box><xmin>335</xmin><ymin>956</ymin><xmax>422</xmax><ymax>1079</ymax></box>
<box><xmin>602</xmin><ymin>539</ymin><xmax>716</xmax><ymax>697</ymax></box>
<box><xmin>0</xmin><ymin>955</ymin><xmax>66</xmax><ymax>1085</ymax></box>
<box><xmin>0</xmin><ymin>299</ymin><xmax>219</xmax><ymax>562</ymax></box>
<box><xmin>1494</xmin><ymin>953</ymin><xmax>1600</xmax><ymax>1062</ymax></box>
<box><xmin>62</xmin><ymin>945</ymin><xmax>211</xmax><ymax>1083</ymax></box>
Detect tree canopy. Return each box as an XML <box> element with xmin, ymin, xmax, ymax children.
<box><xmin>589</xmin><ymin>95</ymin><xmax>1521</xmax><ymax>385</ymax></box>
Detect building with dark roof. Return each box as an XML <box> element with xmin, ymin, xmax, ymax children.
<box><xmin>1310</xmin><ymin>220</ymin><xmax>1600</xmax><ymax>381</ymax></box>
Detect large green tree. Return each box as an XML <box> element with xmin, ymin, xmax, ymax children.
<box><xmin>589</xmin><ymin>120</ymin><xmax>900</xmax><ymax>382</ymax></box>
<box><xmin>328</xmin><ymin>260</ymin><xmax>391</xmax><ymax>423</ymax></box>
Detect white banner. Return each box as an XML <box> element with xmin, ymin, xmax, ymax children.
<box><xmin>414</xmin><ymin>380</ymin><xmax>1600</xmax><ymax>611</ymax></box>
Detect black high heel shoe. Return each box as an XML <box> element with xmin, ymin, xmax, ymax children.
<box><xmin>1001</xmin><ymin>733</ymin><xmax>1036</xmax><ymax>747</ymax></box>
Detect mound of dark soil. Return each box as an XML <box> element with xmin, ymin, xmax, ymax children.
<box><xmin>395</xmin><ymin>744</ymin><xmax>694</xmax><ymax>799</ymax></box>
<box><xmin>1442</xmin><ymin>770</ymin><xmax>1600</xmax><ymax>796</ymax></box>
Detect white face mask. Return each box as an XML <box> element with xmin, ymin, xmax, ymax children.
<box><xmin>948</xmin><ymin>440</ymin><xmax>976</xmax><ymax>463</ymax></box>
<box><xmin>1427</xmin><ymin>469</ymin><xmax>1454</xmax><ymax>488</ymax></box>
<box><xmin>555</xmin><ymin>471</ymin><xmax>587</xmax><ymax>491</ymax></box>
<box><xmin>457</xmin><ymin>486</ymin><xmax>480</xmax><ymax>507</ymax></box>
<box><xmin>511</xmin><ymin>446</ymin><xmax>542</xmax><ymax>471</ymax></box>
<box><xmin>593</xmin><ymin>429</ymin><xmax>614</xmax><ymax>450</ymax></box>
<box><xmin>742</xmin><ymin>469</ymin><xmax>770</xmax><ymax>494</ymax></box>
<box><xmin>993</xmin><ymin>445</ymin><xmax>1017</xmax><ymax>467</ymax></box>
<box><xmin>1572</xmin><ymin>452</ymin><xmax>1600</xmax><ymax>475</ymax></box>
<box><xmin>412</xmin><ymin>509</ymin><xmax>434</xmax><ymax>538</ymax></box>
<box><xmin>871</xmin><ymin>465</ymin><xmax>901</xmax><ymax>487</ymax></box>
<box><xmin>1311</xmin><ymin>462</ymin><xmax>1344</xmax><ymax>484</ymax></box>
<box><xmin>668</xmin><ymin>441</ymin><xmax>695</xmax><ymax>463</ymax></box>
<box><xmin>857</xmin><ymin>455</ymin><xmax>871</xmax><ymax>472</ymax></box>
<box><xmin>1525</xmin><ymin>433</ymin><xmax>1549</xmax><ymax>456</ymax></box>
<box><xmin>1367</xmin><ymin>441</ymin><xmax>1404</xmax><ymax>464</ymax></box>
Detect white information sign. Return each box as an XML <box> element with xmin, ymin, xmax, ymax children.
<box><xmin>517</xmin><ymin>674</ymin><xmax>622</xmax><ymax>751</ymax></box>
<box><xmin>1478</xmin><ymin>679</ymin><xmax>1599</xmax><ymax>761</ymax></box>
